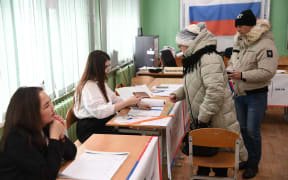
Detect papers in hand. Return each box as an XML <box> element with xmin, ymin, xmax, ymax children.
<box><xmin>59</xmin><ymin>150</ymin><xmax>129</xmax><ymax>180</ymax></box>
<box><xmin>128</xmin><ymin>98</ymin><xmax>165</xmax><ymax>117</ymax></box>
<box><xmin>116</xmin><ymin>85</ymin><xmax>153</xmax><ymax>100</ymax></box>
<box><xmin>140</xmin><ymin>99</ymin><xmax>165</xmax><ymax>107</ymax></box>
<box><xmin>152</xmin><ymin>84</ymin><xmax>182</xmax><ymax>96</ymax></box>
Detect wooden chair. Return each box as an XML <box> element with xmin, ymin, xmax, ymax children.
<box><xmin>189</xmin><ymin>128</ymin><xmax>240</xmax><ymax>180</ymax></box>
<box><xmin>66</xmin><ymin>108</ymin><xmax>78</xmax><ymax>129</ymax></box>
<box><xmin>65</xmin><ymin>108</ymin><xmax>81</xmax><ymax>146</ymax></box>
<box><xmin>131</xmin><ymin>76</ymin><xmax>155</xmax><ymax>86</ymax></box>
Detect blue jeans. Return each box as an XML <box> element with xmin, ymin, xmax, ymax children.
<box><xmin>234</xmin><ymin>92</ymin><xmax>267</xmax><ymax>167</ymax></box>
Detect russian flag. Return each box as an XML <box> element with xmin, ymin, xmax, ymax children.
<box><xmin>189</xmin><ymin>0</ymin><xmax>261</xmax><ymax>36</ymax></box>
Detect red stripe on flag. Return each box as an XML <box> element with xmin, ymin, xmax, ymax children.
<box><xmin>191</xmin><ymin>19</ymin><xmax>237</xmax><ymax>36</ymax></box>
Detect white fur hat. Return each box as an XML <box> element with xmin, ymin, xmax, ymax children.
<box><xmin>176</xmin><ymin>22</ymin><xmax>206</xmax><ymax>46</ymax></box>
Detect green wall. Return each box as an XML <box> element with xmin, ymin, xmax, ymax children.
<box><xmin>140</xmin><ymin>0</ymin><xmax>180</xmax><ymax>50</ymax></box>
<box><xmin>141</xmin><ymin>0</ymin><xmax>288</xmax><ymax>56</ymax></box>
<box><xmin>270</xmin><ymin>0</ymin><xmax>288</xmax><ymax>56</ymax></box>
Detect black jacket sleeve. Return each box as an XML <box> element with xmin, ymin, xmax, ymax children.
<box><xmin>62</xmin><ymin>136</ymin><xmax>77</xmax><ymax>161</ymax></box>
<box><xmin>5</xmin><ymin>132</ymin><xmax>76</xmax><ymax>180</ymax></box>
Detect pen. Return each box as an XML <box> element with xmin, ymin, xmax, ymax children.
<box><xmin>156</xmin><ymin>86</ymin><xmax>168</xmax><ymax>89</ymax></box>
<box><xmin>153</xmin><ymin>90</ymin><xmax>165</xmax><ymax>93</ymax></box>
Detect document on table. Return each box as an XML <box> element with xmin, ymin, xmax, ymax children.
<box><xmin>114</xmin><ymin>116</ymin><xmax>171</xmax><ymax>126</ymax></box>
<box><xmin>59</xmin><ymin>150</ymin><xmax>129</xmax><ymax>180</ymax></box>
<box><xmin>152</xmin><ymin>84</ymin><xmax>183</xmax><ymax>96</ymax></box>
<box><xmin>115</xmin><ymin>85</ymin><xmax>153</xmax><ymax>100</ymax></box>
<box><xmin>140</xmin><ymin>99</ymin><xmax>165</xmax><ymax>107</ymax></box>
<box><xmin>128</xmin><ymin>107</ymin><xmax>163</xmax><ymax>116</ymax></box>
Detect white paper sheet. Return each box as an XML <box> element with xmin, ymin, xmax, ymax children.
<box><xmin>114</xmin><ymin>116</ymin><xmax>171</xmax><ymax>126</ymax></box>
<box><xmin>152</xmin><ymin>84</ymin><xmax>183</xmax><ymax>97</ymax></box>
<box><xmin>116</xmin><ymin>85</ymin><xmax>153</xmax><ymax>100</ymax></box>
<box><xmin>128</xmin><ymin>107</ymin><xmax>163</xmax><ymax>116</ymax></box>
<box><xmin>140</xmin><ymin>99</ymin><xmax>165</xmax><ymax>107</ymax></box>
<box><xmin>59</xmin><ymin>150</ymin><xmax>129</xmax><ymax>180</ymax></box>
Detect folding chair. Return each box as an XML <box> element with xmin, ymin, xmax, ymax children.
<box><xmin>189</xmin><ymin>128</ymin><xmax>240</xmax><ymax>180</ymax></box>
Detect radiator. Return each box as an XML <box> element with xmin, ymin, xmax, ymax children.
<box><xmin>115</xmin><ymin>64</ymin><xmax>135</xmax><ymax>87</ymax></box>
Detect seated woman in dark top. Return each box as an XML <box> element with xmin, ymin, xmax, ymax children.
<box><xmin>0</xmin><ymin>87</ymin><xmax>77</xmax><ymax>180</ymax></box>
<box><xmin>74</xmin><ymin>50</ymin><xmax>151</xmax><ymax>143</ymax></box>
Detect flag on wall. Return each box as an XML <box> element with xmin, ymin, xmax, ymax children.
<box><xmin>188</xmin><ymin>0</ymin><xmax>261</xmax><ymax>36</ymax></box>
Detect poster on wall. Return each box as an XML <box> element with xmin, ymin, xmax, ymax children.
<box><xmin>180</xmin><ymin>0</ymin><xmax>271</xmax><ymax>51</ymax></box>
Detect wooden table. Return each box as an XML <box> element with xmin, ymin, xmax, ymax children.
<box><xmin>57</xmin><ymin>134</ymin><xmax>159</xmax><ymax>180</ymax></box>
<box><xmin>106</xmin><ymin>78</ymin><xmax>187</xmax><ymax>179</ymax></box>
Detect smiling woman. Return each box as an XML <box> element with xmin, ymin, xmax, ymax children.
<box><xmin>0</xmin><ymin>87</ymin><xmax>76</xmax><ymax>180</ymax></box>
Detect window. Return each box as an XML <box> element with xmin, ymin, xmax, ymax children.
<box><xmin>101</xmin><ymin>0</ymin><xmax>140</xmax><ymax>64</ymax></box>
<box><xmin>0</xmin><ymin>0</ymin><xmax>140</xmax><ymax>122</ymax></box>
<box><xmin>0</xmin><ymin>0</ymin><xmax>93</xmax><ymax>122</ymax></box>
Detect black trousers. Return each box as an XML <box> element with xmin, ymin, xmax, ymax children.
<box><xmin>76</xmin><ymin>115</ymin><xmax>139</xmax><ymax>143</ymax></box>
<box><xmin>76</xmin><ymin>115</ymin><xmax>118</xmax><ymax>143</ymax></box>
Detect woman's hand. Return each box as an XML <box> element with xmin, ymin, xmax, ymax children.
<box><xmin>169</xmin><ymin>94</ymin><xmax>177</xmax><ymax>103</ymax></box>
<box><xmin>53</xmin><ymin>115</ymin><xmax>66</xmax><ymax>127</ymax></box>
<box><xmin>126</xmin><ymin>96</ymin><xmax>142</xmax><ymax>106</ymax></box>
<box><xmin>50</xmin><ymin>118</ymin><xmax>65</xmax><ymax>140</ymax></box>
<box><xmin>137</xmin><ymin>103</ymin><xmax>151</xmax><ymax>110</ymax></box>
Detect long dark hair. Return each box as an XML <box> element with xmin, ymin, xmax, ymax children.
<box><xmin>75</xmin><ymin>50</ymin><xmax>110</xmax><ymax>107</ymax></box>
<box><xmin>182</xmin><ymin>45</ymin><xmax>218</xmax><ymax>75</ymax></box>
<box><xmin>0</xmin><ymin>87</ymin><xmax>46</xmax><ymax>151</ymax></box>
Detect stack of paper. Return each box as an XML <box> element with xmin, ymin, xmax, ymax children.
<box><xmin>59</xmin><ymin>150</ymin><xmax>129</xmax><ymax>180</ymax></box>
<box><xmin>128</xmin><ymin>107</ymin><xmax>163</xmax><ymax>117</ymax></box>
<box><xmin>140</xmin><ymin>99</ymin><xmax>165</xmax><ymax>107</ymax></box>
<box><xmin>152</xmin><ymin>84</ymin><xmax>183</xmax><ymax>96</ymax></box>
<box><xmin>116</xmin><ymin>85</ymin><xmax>153</xmax><ymax>100</ymax></box>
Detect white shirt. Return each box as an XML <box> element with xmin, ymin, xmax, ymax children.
<box><xmin>74</xmin><ymin>80</ymin><xmax>123</xmax><ymax>119</ymax></box>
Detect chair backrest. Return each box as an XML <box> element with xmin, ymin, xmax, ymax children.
<box><xmin>66</xmin><ymin>108</ymin><xmax>79</xmax><ymax>129</ymax></box>
<box><xmin>189</xmin><ymin>128</ymin><xmax>239</xmax><ymax>148</ymax></box>
<box><xmin>131</xmin><ymin>76</ymin><xmax>155</xmax><ymax>86</ymax></box>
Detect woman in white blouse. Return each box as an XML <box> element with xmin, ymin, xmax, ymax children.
<box><xmin>74</xmin><ymin>50</ymin><xmax>150</xmax><ymax>142</ymax></box>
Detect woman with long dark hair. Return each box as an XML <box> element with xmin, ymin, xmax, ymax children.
<box><xmin>0</xmin><ymin>87</ymin><xmax>76</xmax><ymax>180</ymax></box>
<box><xmin>74</xmin><ymin>50</ymin><xmax>150</xmax><ymax>143</ymax></box>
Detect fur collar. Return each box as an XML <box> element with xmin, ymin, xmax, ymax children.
<box><xmin>234</xmin><ymin>19</ymin><xmax>271</xmax><ymax>47</ymax></box>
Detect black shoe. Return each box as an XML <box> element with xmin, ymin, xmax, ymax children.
<box><xmin>242</xmin><ymin>167</ymin><xmax>258</xmax><ymax>179</ymax></box>
<box><xmin>239</xmin><ymin>161</ymin><xmax>248</xmax><ymax>170</ymax></box>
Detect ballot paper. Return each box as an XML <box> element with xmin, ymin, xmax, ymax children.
<box><xmin>59</xmin><ymin>150</ymin><xmax>129</xmax><ymax>180</ymax></box>
<box><xmin>152</xmin><ymin>84</ymin><xmax>182</xmax><ymax>96</ymax></box>
<box><xmin>116</xmin><ymin>85</ymin><xmax>153</xmax><ymax>100</ymax></box>
<box><xmin>128</xmin><ymin>107</ymin><xmax>163</xmax><ymax>116</ymax></box>
<box><xmin>114</xmin><ymin>116</ymin><xmax>171</xmax><ymax>126</ymax></box>
<box><xmin>140</xmin><ymin>99</ymin><xmax>165</xmax><ymax>107</ymax></box>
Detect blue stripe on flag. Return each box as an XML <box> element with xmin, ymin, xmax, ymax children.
<box><xmin>189</xmin><ymin>2</ymin><xmax>261</xmax><ymax>22</ymax></box>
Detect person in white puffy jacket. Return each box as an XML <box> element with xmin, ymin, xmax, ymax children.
<box><xmin>227</xmin><ymin>10</ymin><xmax>279</xmax><ymax>179</ymax></box>
<box><xmin>169</xmin><ymin>22</ymin><xmax>247</xmax><ymax>178</ymax></box>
